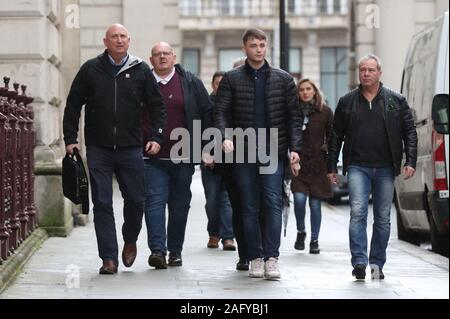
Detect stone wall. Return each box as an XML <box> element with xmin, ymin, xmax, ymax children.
<box><xmin>352</xmin><ymin>0</ymin><xmax>449</xmax><ymax>90</ymax></box>
<box><xmin>0</xmin><ymin>0</ymin><xmax>80</xmax><ymax>237</ymax></box>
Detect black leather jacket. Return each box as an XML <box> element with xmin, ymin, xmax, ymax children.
<box><xmin>214</xmin><ymin>61</ymin><xmax>303</xmax><ymax>157</ymax></box>
<box><xmin>328</xmin><ymin>84</ymin><xmax>417</xmax><ymax>176</ymax></box>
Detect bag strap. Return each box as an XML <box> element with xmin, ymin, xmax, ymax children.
<box><xmin>72</xmin><ymin>148</ymin><xmax>87</xmax><ymax>175</ymax></box>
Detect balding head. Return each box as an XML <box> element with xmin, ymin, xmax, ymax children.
<box><xmin>103</xmin><ymin>23</ymin><xmax>130</xmax><ymax>63</ymax></box>
<box><xmin>105</xmin><ymin>23</ymin><xmax>129</xmax><ymax>38</ymax></box>
<box><xmin>151</xmin><ymin>42</ymin><xmax>174</xmax><ymax>57</ymax></box>
<box><xmin>150</xmin><ymin>42</ymin><xmax>176</xmax><ymax>77</ymax></box>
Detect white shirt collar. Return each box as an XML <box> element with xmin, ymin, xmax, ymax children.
<box><xmin>108</xmin><ymin>53</ymin><xmax>129</xmax><ymax>66</ymax></box>
<box><xmin>152</xmin><ymin>68</ymin><xmax>176</xmax><ymax>85</ymax></box>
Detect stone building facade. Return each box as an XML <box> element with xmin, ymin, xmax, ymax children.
<box><xmin>0</xmin><ymin>0</ymin><xmax>448</xmax><ymax>238</ymax></box>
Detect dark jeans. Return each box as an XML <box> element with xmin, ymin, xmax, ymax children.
<box><xmin>86</xmin><ymin>146</ymin><xmax>145</xmax><ymax>264</ymax></box>
<box><xmin>218</xmin><ymin>164</ymin><xmax>266</xmax><ymax>261</ymax></box>
<box><xmin>233</xmin><ymin>160</ymin><xmax>285</xmax><ymax>260</ymax></box>
<box><xmin>201</xmin><ymin>166</ymin><xmax>234</xmax><ymax>240</ymax></box>
<box><xmin>144</xmin><ymin>158</ymin><xmax>195</xmax><ymax>254</ymax></box>
<box><xmin>219</xmin><ymin>164</ymin><xmax>247</xmax><ymax>260</ymax></box>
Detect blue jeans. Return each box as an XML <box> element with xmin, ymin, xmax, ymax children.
<box><xmin>86</xmin><ymin>146</ymin><xmax>145</xmax><ymax>264</ymax></box>
<box><xmin>293</xmin><ymin>192</ymin><xmax>322</xmax><ymax>241</ymax></box>
<box><xmin>201</xmin><ymin>166</ymin><xmax>234</xmax><ymax>240</ymax></box>
<box><xmin>144</xmin><ymin>158</ymin><xmax>195</xmax><ymax>255</ymax></box>
<box><xmin>348</xmin><ymin>165</ymin><xmax>395</xmax><ymax>269</ymax></box>
<box><xmin>233</xmin><ymin>160</ymin><xmax>284</xmax><ymax>260</ymax></box>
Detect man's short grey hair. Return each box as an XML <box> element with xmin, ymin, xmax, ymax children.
<box><xmin>232</xmin><ymin>57</ymin><xmax>246</xmax><ymax>68</ymax></box>
<box><xmin>358</xmin><ymin>54</ymin><xmax>382</xmax><ymax>71</ymax></box>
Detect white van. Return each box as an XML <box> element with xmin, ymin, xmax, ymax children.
<box><xmin>395</xmin><ymin>12</ymin><xmax>449</xmax><ymax>256</ymax></box>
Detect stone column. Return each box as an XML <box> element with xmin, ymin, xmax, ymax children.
<box><xmin>201</xmin><ymin>32</ymin><xmax>217</xmax><ymax>87</ymax></box>
<box><xmin>0</xmin><ymin>0</ymin><xmax>75</xmax><ymax>236</ymax></box>
<box><xmin>353</xmin><ymin>0</ymin><xmax>444</xmax><ymax>91</ymax></box>
<box><xmin>374</xmin><ymin>0</ymin><xmax>416</xmax><ymax>90</ymax></box>
<box><xmin>123</xmin><ymin>0</ymin><xmax>181</xmax><ymax>61</ymax></box>
<box><xmin>302</xmin><ymin>31</ymin><xmax>320</xmax><ymax>85</ymax></box>
<box><xmin>351</xmin><ymin>0</ymin><xmax>375</xmax><ymax>87</ymax></box>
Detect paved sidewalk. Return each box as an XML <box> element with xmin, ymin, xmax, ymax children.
<box><xmin>1</xmin><ymin>168</ymin><xmax>448</xmax><ymax>299</ymax></box>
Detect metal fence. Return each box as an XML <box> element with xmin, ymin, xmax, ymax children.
<box><xmin>0</xmin><ymin>76</ymin><xmax>37</xmax><ymax>265</ymax></box>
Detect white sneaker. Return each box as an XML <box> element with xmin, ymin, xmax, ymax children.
<box><xmin>249</xmin><ymin>258</ymin><xmax>265</xmax><ymax>278</ymax></box>
<box><xmin>264</xmin><ymin>257</ymin><xmax>281</xmax><ymax>280</ymax></box>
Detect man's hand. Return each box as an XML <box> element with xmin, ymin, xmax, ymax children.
<box><xmin>291</xmin><ymin>162</ymin><xmax>300</xmax><ymax>177</ymax></box>
<box><xmin>403</xmin><ymin>166</ymin><xmax>416</xmax><ymax>180</ymax></box>
<box><xmin>290</xmin><ymin>152</ymin><xmax>300</xmax><ymax>177</ymax></box>
<box><xmin>202</xmin><ymin>153</ymin><xmax>215</xmax><ymax>169</ymax></box>
<box><xmin>327</xmin><ymin>173</ymin><xmax>339</xmax><ymax>185</ymax></box>
<box><xmin>290</xmin><ymin>151</ymin><xmax>300</xmax><ymax>165</ymax></box>
<box><xmin>222</xmin><ymin>139</ymin><xmax>234</xmax><ymax>154</ymax></box>
<box><xmin>66</xmin><ymin>144</ymin><xmax>81</xmax><ymax>155</ymax></box>
<box><xmin>146</xmin><ymin>141</ymin><xmax>161</xmax><ymax>155</ymax></box>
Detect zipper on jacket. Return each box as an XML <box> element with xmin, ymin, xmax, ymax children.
<box><xmin>381</xmin><ymin>96</ymin><xmax>396</xmax><ymax>171</ymax></box>
<box><xmin>114</xmin><ymin>78</ymin><xmax>117</xmax><ymax>150</ymax></box>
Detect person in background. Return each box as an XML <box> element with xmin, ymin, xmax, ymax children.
<box><xmin>201</xmin><ymin>71</ymin><xmax>236</xmax><ymax>251</ymax></box>
<box><xmin>232</xmin><ymin>57</ymin><xmax>246</xmax><ymax>68</ymax></box>
<box><xmin>291</xmin><ymin>79</ymin><xmax>333</xmax><ymax>254</ymax></box>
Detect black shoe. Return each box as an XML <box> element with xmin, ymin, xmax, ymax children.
<box><xmin>236</xmin><ymin>258</ymin><xmax>249</xmax><ymax>271</ymax></box>
<box><xmin>309</xmin><ymin>240</ymin><xmax>320</xmax><ymax>254</ymax></box>
<box><xmin>148</xmin><ymin>252</ymin><xmax>168</xmax><ymax>270</ymax></box>
<box><xmin>168</xmin><ymin>252</ymin><xmax>182</xmax><ymax>267</ymax></box>
<box><xmin>352</xmin><ymin>264</ymin><xmax>366</xmax><ymax>280</ymax></box>
<box><xmin>371</xmin><ymin>267</ymin><xmax>385</xmax><ymax>280</ymax></box>
<box><xmin>294</xmin><ymin>231</ymin><xmax>306</xmax><ymax>250</ymax></box>
<box><xmin>99</xmin><ymin>260</ymin><xmax>118</xmax><ymax>275</ymax></box>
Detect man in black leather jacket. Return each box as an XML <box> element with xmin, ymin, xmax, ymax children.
<box><xmin>215</xmin><ymin>29</ymin><xmax>303</xmax><ymax>280</ymax></box>
<box><xmin>63</xmin><ymin>24</ymin><xmax>166</xmax><ymax>275</ymax></box>
<box><xmin>327</xmin><ymin>54</ymin><xmax>417</xmax><ymax>280</ymax></box>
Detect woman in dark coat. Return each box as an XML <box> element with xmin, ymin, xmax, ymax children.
<box><xmin>291</xmin><ymin>79</ymin><xmax>333</xmax><ymax>254</ymax></box>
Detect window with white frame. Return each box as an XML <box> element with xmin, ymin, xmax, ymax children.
<box><xmin>289</xmin><ymin>48</ymin><xmax>302</xmax><ymax>79</ymax></box>
<box><xmin>183</xmin><ymin>48</ymin><xmax>200</xmax><ymax>75</ymax></box>
<box><xmin>217</xmin><ymin>0</ymin><xmax>249</xmax><ymax>16</ymax></box>
<box><xmin>219</xmin><ymin>49</ymin><xmax>245</xmax><ymax>71</ymax></box>
<box><xmin>235</xmin><ymin>0</ymin><xmax>244</xmax><ymax>16</ymax></box>
<box><xmin>287</xmin><ymin>0</ymin><xmax>296</xmax><ymax>14</ymax></box>
<box><xmin>180</xmin><ymin>0</ymin><xmax>201</xmax><ymax>16</ymax></box>
<box><xmin>218</xmin><ymin>0</ymin><xmax>231</xmax><ymax>16</ymax></box>
<box><xmin>318</xmin><ymin>0</ymin><xmax>328</xmax><ymax>14</ymax></box>
<box><xmin>333</xmin><ymin>0</ymin><xmax>340</xmax><ymax>13</ymax></box>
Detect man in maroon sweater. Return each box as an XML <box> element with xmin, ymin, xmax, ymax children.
<box><xmin>143</xmin><ymin>42</ymin><xmax>212</xmax><ymax>269</ymax></box>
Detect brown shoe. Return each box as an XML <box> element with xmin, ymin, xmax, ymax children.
<box><xmin>222</xmin><ymin>239</ymin><xmax>236</xmax><ymax>251</ymax></box>
<box><xmin>207</xmin><ymin>236</ymin><xmax>220</xmax><ymax>248</ymax></box>
<box><xmin>122</xmin><ymin>243</ymin><xmax>137</xmax><ymax>267</ymax></box>
<box><xmin>99</xmin><ymin>260</ymin><xmax>118</xmax><ymax>274</ymax></box>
